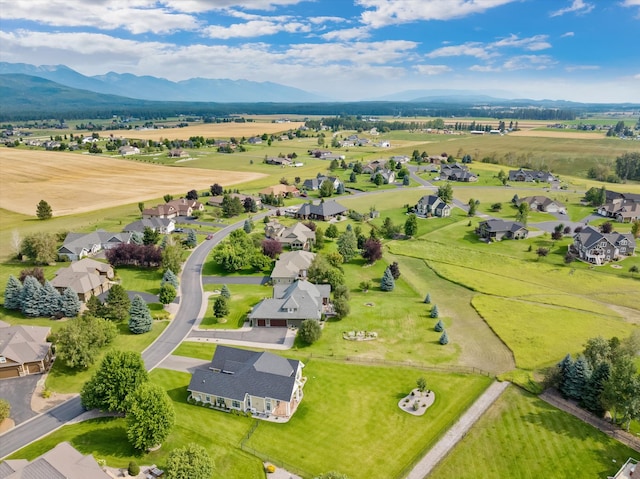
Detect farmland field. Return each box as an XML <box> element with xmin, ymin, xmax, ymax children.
<box><xmin>124</xmin><ymin>121</ymin><xmax>304</xmax><ymax>141</ymax></box>
<box><xmin>0</xmin><ymin>149</ymin><xmax>265</xmax><ymax>216</ymax></box>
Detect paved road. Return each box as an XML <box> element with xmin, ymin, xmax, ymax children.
<box><xmin>0</xmin><ymin>212</ymin><xmax>270</xmax><ymax>459</ymax></box>
<box><xmin>406</xmin><ymin>381</ymin><xmax>509</xmax><ymax>479</ymax></box>
<box><xmin>0</xmin><ymin>375</ymin><xmax>39</xmax><ymax>425</ymax></box>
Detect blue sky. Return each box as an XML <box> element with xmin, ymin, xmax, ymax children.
<box><xmin>1</xmin><ymin>0</ymin><xmax>639</xmax><ymax>102</ymax></box>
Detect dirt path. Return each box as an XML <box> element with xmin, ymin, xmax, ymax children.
<box><xmin>406</xmin><ymin>381</ymin><xmax>510</xmax><ymax>479</ymax></box>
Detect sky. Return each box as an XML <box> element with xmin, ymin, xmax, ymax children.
<box><xmin>1</xmin><ymin>0</ymin><xmax>639</xmax><ymax>102</ymax></box>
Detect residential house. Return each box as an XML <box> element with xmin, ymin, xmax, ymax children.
<box><xmin>572</xmin><ymin>226</ymin><xmax>636</xmax><ymax>265</ymax></box>
<box><xmin>390</xmin><ymin>155</ymin><xmax>410</xmax><ymax>164</ymax></box>
<box><xmin>441</xmin><ymin>163</ymin><xmax>478</xmax><ymax>182</ymax></box>
<box><xmin>427</xmin><ymin>155</ymin><xmax>448</xmax><ymax>165</ymax></box>
<box><xmin>50</xmin><ymin>258</ymin><xmax>114</xmax><ymax>301</ymax></box>
<box><xmin>609</xmin><ymin>457</ymin><xmax>637</xmax><ymax>479</ymax></box>
<box><xmin>0</xmin><ymin>321</ymin><xmax>52</xmax><ymax>379</ymax></box>
<box><xmin>508</xmin><ymin>168</ymin><xmax>556</xmax><ymax>183</ymax></box>
<box><xmin>615</xmin><ymin>202</ymin><xmax>640</xmax><ymax>223</ymax></box>
<box><xmin>374</xmin><ymin>140</ymin><xmax>391</xmax><ymax>148</ymax></box>
<box><xmin>476</xmin><ymin>219</ymin><xmax>529</xmax><ymax>241</ymax></box>
<box><xmin>415</xmin><ymin>195</ymin><xmax>452</xmax><ymax>217</ymax></box>
<box><xmin>168</xmin><ymin>148</ymin><xmax>189</xmax><ymax>158</ymax></box>
<box><xmin>123</xmin><ymin>218</ymin><xmax>175</xmax><ymax>235</ymax></box>
<box><xmin>249</xmin><ymin>280</ymin><xmax>331</xmax><ymax>328</ymax></box>
<box><xmin>143</xmin><ymin>198</ymin><xmax>204</xmax><ymax>219</ymax></box>
<box><xmin>309</xmin><ymin>149</ymin><xmax>333</xmax><ymax>159</ymax></box>
<box><xmin>518</xmin><ymin>196</ymin><xmax>566</xmax><ymax>214</ymax></box>
<box><xmin>271</xmin><ymin>251</ymin><xmax>316</xmax><ymax>284</ymax></box>
<box><xmin>208</xmin><ymin>193</ymin><xmax>261</xmax><ymax>209</ymax></box>
<box><xmin>58</xmin><ymin>230</ymin><xmax>132</xmax><ymax>261</ymax></box>
<box><xmin>247</xmin><ymin>136</ymin><xmax>263</xmax><ymax>144</ymax></box>
<box><xmin>259</xmin><ymin>184</ymin><xmax>300</xmax><ymax>197</ymax></box>
<box><xmin>265</xmin><ymin>157</ymin><xmax>293</xmax><ymax>167</ymax></box>
<box><xmin>302</xmin><ymin>175</ymin><xmax>343</xmax><ymax>192</ymax></box>
<box><xmin>370</xmin><ymin>168</ymin><xmax>395</xmax><ymax>184</ymax></box>
<box><xmin>597</xmin><ymin>192</ymin><xmax>640</xmax><ymax>222</ymax></box>
<box><xmin>295</xmin><ymin>200</ymin><xmax>348</xmax><ymax>221</ymax></box>
<box><xmin>118</xmin><ymin>145</ymin><xmax>140</xmax><ymax>155</ymax></box>
<box><xmin>362</xmin><ymin>159</ymin><xmax>388</xmax><ymax>175</ymax></box>
<box><xmin>0</xmin><ymin>441</ymin><xmax>111</xmax><ymax>478</ymax></box>
<box><xmin>187</xmin><ymin>345</ymin><xmax>305</xmax><ymax>420</ymax></box>
<box><xmin>265</xmin><ymin>221</ymin><xmax>315</xmax><ymax>251</ymax></box>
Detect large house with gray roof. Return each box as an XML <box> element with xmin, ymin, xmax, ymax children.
<box><xmin>265</xmin><ymin>220</ymin><xmax>316</xmax><ymax>251</ymax></box>
<box><xmin>0</xmin><ymin>441</ymin><xmax>111</xmax><ymax>478</ymax></box>
<box><xmin>415</xmin><ymin>195</ymin><xmax>451</xmax><ymax>217</ymax></box>
<box><xmin>0</xmin><ymin>321</ymin><xmax>52</xmax><ymax>380</ymax></box>
<box><xmin>123</xmin><ymin>217</ymin><xmax>175</xmax><ymax>235</ymax></box>
<box><xmin>187</xmin><ymin>345</ymin><xmax>305</xmax><ymax>420</ymax></box>
<box><xmin>295</xmin><ymin>200</ymin><xmax>347</xmax><ymax>221</ymax></box>
<box><xmin>50</xmin><ymin>258</ymin><xmax>114</xmax><ymax>302</ymax></box>
<box><xmin>249</xmin><ymin>280</ymin><xmax>331</xmax><ymax>328</ymax></box>
<box><xmin>508</xmin><ymin>168</ymin><xmax>556</xmax><ymax>183</ymax></box>
<box><xmin>271</xmin><ymin>250</ymin><xmax>316</xmax><ymax>285</ymax></box>
<box><xmin>571</xmin><ymin>226</ymin><xmax>636</xmax><ymax>265</ymax></box>
<box><xmin>476</xmin><ymin>219</ymin><xmax>528</xmax><ymax>241</ymax></box>
<box><xmin>518</xmin><ymin>196</ymin><xmax>566</xmax><ymax>214</ymax></box>
<box><xmin>58</xmin><ymin>230</ymin><xmax>131</xmax><ymax>261</ymax></box>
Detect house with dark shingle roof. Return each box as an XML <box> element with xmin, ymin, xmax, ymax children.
<box><xmin>572</xmin><ymin>226</ymin><xmax>636</xmax><ymax>265</ymax></box>
<box><xmin>441</xmin><ymin>163</ymin><xmax>478</xmax><ymax>182</ymax></box>
<box><xmin>58</xmin><ymin>230</ymin><xmax>132</xmax><ymax>261</ymax></box>
<box><xmin>508</xmin><ymin>168</ymin><xmax>556</xmax><ymax>183</ymax></box>
<box><xmin>187</xmin><ymin>345</ymin><xmax>305</xmax><ymax>420</ymax></box>
<box><xmin>415</xmin><ymin>195</ymin><xmax>451</xmax><ymax>217</ymax></box>
<box><xmin>302</xmin><ymin>175</ymin><xmax>343</xmax><ymax>192</ymax></box>
<box><xmin>0</xmin><ymin>321</ymin><xmax>52</xmax><ymax>380</ymax></box>
<box><xmin>249</xmin><ymin>280</ymin><xmax>331</xmax><ymax>328</ymax></box>
<box><xmin>0</xmin><ymin>441</ymin><xmax>111</xmax><ymax>478</ymax></box>
<box><xmin>476</xmin><ymin>219</ymin><xmax>528</xmax><ymax>241</ymax></box>
<box><xmin>518</xmin><ymin>196</ymin><xmax>566</xmax><ymax>214</ymax></box>
<box><xmin>295</xmin><ymin>200</ymin><xmax>347</xmax><ymax>221</ymax></box>
<box><xmin>123</xmin><ymin>217</ymin><xmax>175</xmax><ymax>234</ymax></box>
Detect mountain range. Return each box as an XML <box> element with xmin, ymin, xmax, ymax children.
<box><xmin>0</xmin><ymin>62</ymin><xmax>327</xmax><ymax>103</ymax></box>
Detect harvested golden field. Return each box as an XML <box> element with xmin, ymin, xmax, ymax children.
<box><xmin>509</xmin><ymin>129</ymin><xmax>605</xmax><ymax>139</ymax></box>
<box><xmin>126</xmin><ymin>122</ymin><xmax>304</xmax><ymax>141</ymax></box>
<box><xmin>0</xmin><ymin>149</ymin><xmax>265</xmax><ymax>216</ymax></box>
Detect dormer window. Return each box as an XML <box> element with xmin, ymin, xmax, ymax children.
<box><xmin>0</xmin><ymin>356</ymin><xmax>6</xmax><ymax>363</ymax></box>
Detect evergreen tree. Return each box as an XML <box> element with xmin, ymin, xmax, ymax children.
<box><xmin>439</xmin><ymin>331</ymin><xmax>449</xmax><ymax>345</ymax></box>
<box><xmin>130</xmin><ymin>231</ymin><xmax>144</xmax><ymax>245</ymax></box>
<box><xmin>161</xmin><ymin>269</ymin><xmax>179</xmax><ymax>289</ymax></box>
<box><xmin>434</xmin><ymin>319</ymin><xmax>444</xmax><ymax>332</ymax></box>
<box><xmin>336</xmin><ymin>228</ymin><xmax>358</xmax><ymax>263</ymax></box>
<box><xmin>103</xmin><ymin>284</ymin><xmax>131</xmax><ymax>322</ymax></box>
<box><xmin>213</xmin><ymin>296</ymin><xmax>229</xmax><ymax>318</ymax></box>
<box><xmin>158</xmin><ymin>284</ymin><xmax>177</xmax><ymax>305</ymax></box>
<box><xmin>3</xmin><ymin>275</ymin><xmax>23</xmax><ymax>310</ymax></box>
<box><xmin>220</xmin><ymin>284</ymin><xmax>231</xmax><ymax>299</ymax></box>
<box><xmin>128</xmin><ymin>295</ymin><xmax>153</xmax><ymax>334</ymax></box>
<box><xmin>380</xmin><ymin>267</ymin><xmax>395</xmax><ymax>292</ymax></box>
<box><xmin>424</xmin><ymin>293</ymin><xmax>431</xmax><ymax>304</ymax></box>
<box><xmin>557</xmin><ymin>354</ymin><xmax>575</xmax><ymax>398</ymax></box>
<box><xmin>430</xmin><ymin>304</ymin><xmax>439</xmax><ymax>318</ymax></box>
<box><xmin>36</xmin><ymin>199</ymin><xmax>53</xmax><ymax>220</ymax></box>
<box><xmin>60</xmin><ymin>287</ymin><xmax>81</xmax><ymax>317</ymax></box>
<box><xmin>403</xmin><ymin>174</ymin><xmax>410</xmax><ymax>186</ymax></box>
<box><xmin>40</xmin><ymin>281</ymin><xmax>61</xmax><ymax>317</ymax></box>
<box><xmin>404</xmin><ymin>214</ymin><xmax>418</xmax><ymax>237</ymax></box>
<box><xmin>389</xmin><ymin>261</ymin><xmax>401</xmax><ymax>280</ymax></box>
<box><xmin>21</xmin><ymin>275</ymin><xmax>42</xmax><ymax>317</ymax></box>
<box><xmin>243</xmin><ymin>218</ymin><xmax>254</xmax><ymax>233</ymax></box>
<box><xmin>564</xmin><ymin>355</ymin><xmax>591</xmax><ymax>401</ymax></box>
<box><xmin>185</xmin><ymin>229</ymin><xmax>197</xmax><ymax>248</ymax></box>
<box><xmin>85</xmin><ymin>294</ymin><xmax>104</xmax><ymax>317</ymax></box>
<box><xmin>581</xmin><ymin>361</ymin><xmax>610</xmax><ymax>416</ymax></box>
<box><xmin>158</xmin><ymin>234</ymin><xmax>168</xmax><ymax>249</ymax></box>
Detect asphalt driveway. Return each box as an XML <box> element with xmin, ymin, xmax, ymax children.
<box><xmin>0</xmin><ymin>375</ymin><xmax>39</xmax><ymax>425</ymax></box>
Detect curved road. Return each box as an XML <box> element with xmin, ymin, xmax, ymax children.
<box><xmin>0</xmin><ymin>215</ymin><xmax>266</xmax><ymax>459</ymax></box>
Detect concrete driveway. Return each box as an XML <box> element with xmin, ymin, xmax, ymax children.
<box><xmin>0</xmin><ymin>375</ymin><xmax>39</xmax><ymax>425</ymax></box>
<box><xmin>203</xmin><ymin>276</ymin><xmax>270</xmax><ymax>285</ymax></box>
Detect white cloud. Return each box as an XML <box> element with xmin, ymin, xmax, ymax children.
<box><xmin>492</xmin><ymin>34</ymin><xmax>551</xmax><ymax>51</ymax></box>
<box><xmin>426</xmin><ymin>34</ymin><xmax>550</xmax><ymax>62</ymax></box>
<box><xmin>634</xmin><ymin>73</ymin><xmax>640</xmax><ymax>80</ymax></box>
<box><xmin>565</xmin><ymin>65</ymin><xmax>600</xmax><ymax>72</ymax></box>
<box><xmin>469</xmin><ymin>64</ymin><xmax>500</xmax><ymax>72</ymax></box>
<box><xmin>561</xmin><ymin>31</ymin><xmax>575</xmax><ymax>37</ymax></box>
<box><xmin>356</xmin><ymin>0</ymin><xmax>517</xmax><ymax>28</ymax></box>
<box><xmin>502</xmin><ymin>55</ymin><xmax>556</xmax><ymax>70</ymax></box>
<box><xmin>413</xmin><ymin>64</ymin><xmax>452</xmax><ymax>75</ymax></box>
<box><xmin>620</xmin><ymin>0</ymin><xmax>640</xmax><ymax>6</ymax></box>
<box><xmin>550</xmin><ymin>0</ymin><xmax>594</xmax><ymax>17</ymax></box>
<box><xmin>205</xmin><ymin>20</ymin><xmax>310</xmax><ymax>39</ymax></box>
<box><xmin>426</xmin><ymin>42</ymin><xmax>496</xmax><ymax>60</ymax></box>
<box><xmin>321</xmin><ymin>27</ymin><xmax>371</xmax><ymax>41</ymax></box>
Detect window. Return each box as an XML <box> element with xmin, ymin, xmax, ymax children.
<box><xmin>0</xmin><ymin>356</ymin><xmax>5</xmax><ymax>364</ymax></box>
<box><xmin>205</xmin><ymin>395</ymin><xmax>211</xmax><ymax>402</ymax></box>
<box><xmin>266</xmin><ymin>400</ymin><xmax>272</xmax><ymax>412</ymax></box>
<box><xmin>232</xmin><ymin>400</ymin><xmax>241</xmax><ymax>409</ymax></box>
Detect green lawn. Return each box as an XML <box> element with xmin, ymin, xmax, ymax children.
<box><xmin>45</xmin><ymin>321</ymin><xmax>169</xmax><ymax>393</ymax></box>
<box><xmin>115</xmin><ymin>266</ymin><xmax>163</xmax><ymax>295</ymax></box>
<box><xmin>244</xmin><ymin>360</ymin><xmax>493</xmax><ymax>479</ymax></box>
<box><xmin>429</xmin><ymin>386</ymin><xmax>638</xmax><ymax>479</ymax></box>
<box><xmin>200</xmin><ymin>284</ymin><xmax>269</xmax><ymax>328</ymax></box>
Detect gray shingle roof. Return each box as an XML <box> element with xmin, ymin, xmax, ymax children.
<box><xmin>480</xmin><ymin>219</ymin><xmax>526</xmax><ymax>233</ymax></box>
<box><xmin>188</xmin><ymin>346</ymin><xmax>301</xmax><ymax>402</ymax></box>
<box><xmin>123</xmin><ymin>217</ymin><xmax>173</xmax><ymax>233</ymax></box>
<box><xmin>574</xmin><ymin>225</ymin><xmax>635</xmax><ymax>250</ymax></box>
<box><xmin>58</xmin><ymin>230</ymin><xmax>131</xmax><ymax>256</ymax></box>
<box><xmin>297</xmin><ymin>200</ymin><xmax>347</xmax><ymax>218</ymax></box>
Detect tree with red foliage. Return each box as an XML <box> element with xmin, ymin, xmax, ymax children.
<box><xmin>361</xmin><ymin>238</ymin><xmax>382</xmax><ymax>264</ymax></box>
<box><xmin>261</xmin><ymin>239</ymin><xmax>283</xmax><ymax>259</ymax></box>
<box><xmin>19</xmin><ymin>267</ymin><xmax>46</xmax><ymax>285</ymax></box>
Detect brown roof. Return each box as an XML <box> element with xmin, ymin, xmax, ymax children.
<box><xmin>0</xmin><ymin>324</ymin><xmax>50</xmax><ymax>366</ymax></box>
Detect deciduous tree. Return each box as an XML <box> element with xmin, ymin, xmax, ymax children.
<box><xmin>21</xmin><ymin>232</ymin><xmax>57</xmax><ymax>264</ymax></box>
<box><xmin>437</xmin><ymin>182</ymin><xmax>453</xmax><ymax>203</ymax></box>
<box><xmin>336</xmin><ymin>229</ymin><xmax>357</xmax><ymax>262</ymax></box>
<box><xmin>298</xmin><ymin>319</ymin><xmax>322</xmax><ymax>345</ymax></box>
<box><xmin>56</xmin><ymin>315</ymin><xmax>117</xmax><ymax>369</ymax></box>
<box><xmin>361</xmin><ymin>238</ymin><xmax>382</xmax><ymax>264</ymax></box>
<box><xmin>126</xmin><ymin>383</ymin><xmax>175</xmax><ymax>451</ymax></box>
<box><xmin>165</xmin><ymin>443</ymin><xmax>214</xmax><ymax>479</ymax></box>
<box><xmin>158</xmin><ymin>284</ymin><xmax>177</xmax><ymax>305</ymax></box>
<box><xmin>36</xmin><ymin>200</ymin><xmax>52</xmax><ymax>220</ymax></box>
<box><xmin>261</xmin><ymin>239</ymin><xmax>282</xmax><ymax>259</ymax></box>
<box><xmin>404</xmin><ymin>214</ymin><xmax>418</xmax><ymax>237</ymax></box>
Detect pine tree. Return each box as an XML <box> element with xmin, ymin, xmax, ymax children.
<box><xmin>185</xmin><ymin>229</ymin><xmax>197</xmax><ymax>248</ymax></box>
<box><xmin>581</xmin><ymin>361</ymin><xmax>610</xmax><ymax>416</ymax></box>
<box><xmin>220</xmin><ymin>284</ymin><xmax>231</xmax><ymax>299</ymax></box>
<box><xmin>128</xmin><ymin>295</ymin><xmax>153</xmax><ymax>334</ymax></box>
<box><xmin>131</xmin><ymin>231</ymin><xmax>144</xmax><ymax>245</ymax></box>
<box><xmin>564</xmin><ymin>355</ymin><xmax>591</xmax><ymax>401</ymax></box>
<box><xmin>40</xmin><ymin>281</ymin><xmax>61</xmax><ymax>317</ymax></box>
<box><xmin>36</xmin><ymin>199</ymin><xmax>53</xmax><ymax>220</ymax></box>
<box><xmin>424</xmin><ymin>293</ymin><xmax>431</xmax><ymax>304</ymax></box>
<box><xmin>21</xmin><ymin>275</ymin><xmax>42</xmax><ymax>317</ymax></box>
<box><xmin>439</xmin><ymin>331</ymin><xmax>449</xmax><ymax>345</ymax></box>
<box><xmin>104</xmin><ymin>284</ymin><xmax>131</xmax><ymax>322</ymax></box>
<box><xmin>557</xmin><ymin>354</ymin><xmax>575</xmax><ymax>398</ymax></box>
<box><xmin>60</xmin><ymin>287</ymin><xmax>81</xmax><ymax>317</ymax></box>
<box><xmin>86</xmin><ymin>294</ymin><xmax>104</xmax><ymax>317</ymax></box>
<box><xmin>336</xmin><ymin>229</ymin><xmax>358</xmax><ymax>263</ymax></box>
<box><xmin>243</xmin><ymin>219</ymin><xmax>254</xmax><ymax>233</ymax></box>
<box><xmin>213</xmin><ymin>296</ymin><xmax>229</xmax><ymax>318</ymax></box>
<box><xmin>430</xmin><ymin>304</ymin><xmax>439</xmax><ymax>318</ymax></box>
<box><xmin>434</xmin><ymin>319</ymin><xmax>444</xmax><ymax>332</ymax></box>
<box><xmin>3</xmin><ymin>275</ymin><xmax>23</xmax><ymax>310</ymax></box>
<box><xmin>161</xmin><ymin>269</ymin><xmax>179</xmax><ymax>289</ymax></box>
<box><xmin>380</xmin><ymin>267</ymin><xmax>395</xmax><ymax>292</ymax></box>
<box><xmin>158</xmin><ymin>284</ymin><xmax>177</xmax><ymax>305</ymax></box>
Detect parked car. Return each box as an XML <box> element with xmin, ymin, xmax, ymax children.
<box><xmin>174</xmin><ymin>228</ymin><xmax>184</xmax><ymax>233</ymax></box>
<box><xmin>206</xmin><ymin>234</ymin><xmax>214</xmax><ymax>240</ymax></box>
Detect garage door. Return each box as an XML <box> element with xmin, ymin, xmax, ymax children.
<box><xmin>257</xmin><ymin>319</ymin><xmax>266</xmax><ymax>327</ymax></box>
<box><xmin>0</xmin><ymin>367</ymin><xmax>20</xmax><ymax>379</ymax></box>
<box><xmin>270</xmin><ymin>319</ymin><xmax>287</xmax><ymax>327</ymax></box>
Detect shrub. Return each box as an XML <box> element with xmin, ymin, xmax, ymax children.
<box><xmin>434</xmin><ymin>319</ymin><xmax>444</xmax><ymax>332</ymax></box>
<box><xmin>128</xmin><ymin>461</ymin><xmax>140</xmax><ymax>476</ymax></box>
<box><xmin>424</xmin><ymin>293</ymin><xmax>431</xmax><ymax>304</ymax></box>
<box><xmin>439</xmin><ymin>331</ymin><xmax>449</xmax><ymax>345</ymax></box>
<box><xmin>298</xmin><ymin>319</ymin><xmax>322</xmax><ymax>345</ymax></box>
<box><xmin>430</xmin><ymin>304</ymin><xmax>439</xmax><ymax>318</ymax></box>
